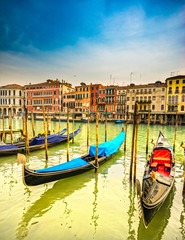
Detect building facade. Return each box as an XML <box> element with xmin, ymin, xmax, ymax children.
<box><xmin>90</xmin><ymin>84</ymin><xmax>103</xmax><ymax>113</ymax></box>
<box><xmin>116</xmin><ymin>86</ymin><xmax>127</xmax><ymax>119</ymax></box>
<box><xmin>25</xmin><ymin>79</ymin><xmax>73</xmax><ymax>113</ymax></box>
<box><xmin>0</xmin><ymin>84</ymin><xmax>25</xmax><ymax>116</ymax></box>
<box><xmin>75</xmin><ymin>83</ymin><xmax>91</xmax><ymax>114</ymax></box>
<box><xmin>98</xmin><ymin>85</ymin><xmax>117</xmax><ymax>119</ymax></box>
<box><xmin>63</xmin><ymin>91</ymin><xmax>75</xmax><ymax>113</ymax></box>
<box><xmin>126</xmin><ymin>81</ymin><xmax>166</xmax><ymax>123</ymax></box>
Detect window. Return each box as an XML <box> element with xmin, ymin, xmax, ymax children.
<box><xmin>127</xmin><ymin>97</ymin><xmax>129</xmax><ymax>101</ymax></box>
<box><xmin>162</xmin><ymin>88</ymin><xmax>165</xmax><ymax>92</ymax></box>
<box><xmin>140</xmin><ymin>89</ymin><xmax>143</xmax><ymax>93</ymax></box>
<box><xmin>13</xmin><ymin>90</ymin><xmax>15</xmax><ymax>96</ymax></box>
<box><xmin>169</xmin><ymin>81</ymin><xmax>172</xmax><ymax>85</ymax></box>
<box><xmin>168</xmin><ymin>87</ymin><xmax>172</xmax><ymax>94</ymax></box>
<box><xmin>181</xmin><ymin>105</ymin><xmax>184</xmax><ymax>112</ymax></box>
<box><xmin>161</xmin><ymin>96</ymin><xmax>165</xmax><ymax>100</ymax></box>
<box><xmin>144</xmin><ymin>105</ymin><xmax>146</xmax><ymax>110</ymax></box>
<box><xmin>182</xmin><ymin>95</ymin><xmax>185</xmax><ymax>102</ymax></box>
<box><xmin>182</xmin><ymin>86</ymin><xmax>185</xmax><ymax>93</ymax></box>
<box><xmin>99</xmin><ymin>90</ymin><xmax>101</xmax><ymax>94</ymax></box>
<box><xmin>144</xmin><ymin>89</ymin><xmax>147</xmax><ymax>93</ymax></box>
<box><xmin>153</xmin><ymin>89</ymin><xmax>156</xmax><ymax>92</ymax></box>
<box><xmin>152</xmin><ymin>96</ymin><xmax>156</xmax><ymax>100</ymax></box>
<box><xmin>152</xmin><ymin>105</ymin><xmax>155</xmax><ymax>110</ymax></box>
<box><xmin>175</xmin><ymin>87</ymin><xmax>179</xmax><ymax>94</ymax></box>
<box><xmin>183</xmin><ymin>80</ymin><xmax>185</xmax><ymax>84</ymax></box>
<box><xmin>132</xmin><ymin>97</ymin><xmax>135</xmax><ymax>101</ymax></box>
<box><xmin>132</xmin><ymin>105</ymin><xmax>134</xmax><ymax>110</ymax></box>
<box><xmin>176</xmin><ymin>80</ymin><xmax>179</xmax><ymax>84</ymax></box>
<box><xmin>161</xmin><ymin>105</ymin><xmax>164</xmax><ymax>110</ymax></box>
<box><xmin>9</xmin><ymin>90</ymin><xmax>11</xmax><ymax>96</ymax></box>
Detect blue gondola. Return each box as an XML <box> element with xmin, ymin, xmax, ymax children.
<box><xmin>19</xmin><ymin>131</ymin><xmax>126</xmax><ymax>186</ymax></box>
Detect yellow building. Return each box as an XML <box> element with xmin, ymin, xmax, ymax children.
<box><xmin>166</xmin><ymin>75</ymin><xmax>185</xmax><ymax>113</ymax></box>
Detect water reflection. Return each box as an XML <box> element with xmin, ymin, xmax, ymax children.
<box><xmin>91</xmin><ymin>174</ymin><xmax>99</xmax><ymax>239</ymax></box>
<box><xmin>127</xmin><ymin>183</ymin><xmax>136</xmax><ymax>240</ymax></box>
<box><xmin>16</xmin><ymin>157</ymin><xmax>117</xmax><ymax>240</ymax></box>
<box><xmin>137</xmin><ymin>185</ymin><xmax>175</xmax><ymax>240</ymax></box>
<box><xmin>180</xmin><ymin>196</ymin><xmax>185</xmax><ymax>239</ymax></box>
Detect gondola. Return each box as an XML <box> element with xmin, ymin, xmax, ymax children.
<box><xmin>114</xmin><ymin>120</ymin><xmax>124</xmax><ymax>124</ymax></box>
<box><xmin>18</xmin><ymin>131</ymin><xmax>125</xmax><ymax>186</ymax></box>
<box><xmin>0</xmin><ymin>128</ymin><xmax>80</xmax><ymax>156</ymax></box>
<box><xmin>136</xmin><ymin>131</ymin><xmax>175</xmax><ymax>228</ymax></box>
<box><xmin>14</xmin><ymin>128</ymin><xmax>67</xmax><ymax>147</ymax></box>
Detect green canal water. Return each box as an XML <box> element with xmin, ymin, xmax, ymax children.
<box><xmin>0</xmin><ymin>119</ymin><xmax>185</xmax><ymax>240</ymax></box>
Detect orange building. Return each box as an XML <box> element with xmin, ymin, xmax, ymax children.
<box><xmin>63</xmin><ymin>91</ymin><xmax>75</xmax><ymax>112</ymax></box>
<box><xmin>75</xmin><ymin>83</ymin><xmax>91</xmax><ymax>113</ymax></box>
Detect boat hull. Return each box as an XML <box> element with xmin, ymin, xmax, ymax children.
<box><xmin>23</xmin><ymin>153</ymin><xmax>115</xmax><ymax>186</ymax></box>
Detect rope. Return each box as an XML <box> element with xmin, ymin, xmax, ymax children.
<box><xmin>89</xmin><ymin>161</ymin><xmax>99</xmax><ymax>169</ymax></box>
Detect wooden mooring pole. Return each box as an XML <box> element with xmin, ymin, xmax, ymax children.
<box><xmin>43</xmin><ymin>106</ymin><xmax>48</xmax><ymax>161</ymax></box>
<box><xmin>146</xmin><ymin>110</ymin><xmax>151</xmax><ymax>155</ymax></box>
<box><xmin>67</xmin><ymin>107</ymin><xmax>69</xmax><ymax>162</ymax></box>
<box><xmin>124</xmin><ymin>111</ymin><xmax>128</xmax><ymax>152</ymax></box>
<box><xmin>25</xmin><ymin>108</ymin><xmax>30</xmax><ymax>156</ymax></box>
<box><xmin>59</xmin><ymin>109</ymin><xmax>61</xmax><ymax>133</ymax></box>
<box><xmin>134</xmin><ymin>103</ymin><xmax>139</xmax><ymax>183</ymax></box>
<box><xmin>2</xmin><ymin>109</ymin><xmax>5</xmax><ymax>142</ymax></box>
<box><xmin>173</xmin><ymin>112</ymin><xmax>178</xmax><ymax>152</ymax></box>
<box><xmin>31</xmin><ymin>110</ymin><xmax>35</xmax><ymax>137</ymax></box>
<box><xmin>180</xmin><ymin>143</ymin><xmax>185</xmax><ymax>195</ymax></box>
<box><xmin>95</xmin><ymin>105</ymin><xmax>99</xmax><ymax>173</ymax></box>
<box><xmin>87</xmin><ymin>108</ymin><xmax>90</xmax><ymax>147</ymax></box>
<box><xmin>10</xmin><ymin>108</ymin><xmax>13</xmax><ymax>144</ymax></box>
<box><xmin>105</xmin><ymin>107</ymin><xmax>107</xmax><ymax>142</ymax></box>
<box><xmin>72</xmin><ymin>109</ymin><xmax>75</xmax><ymax>143</ymax></box>
<box><xmin>129</xmin><ymin>103</ymin><xmax>137</xmax><ymax>181</ymax></box>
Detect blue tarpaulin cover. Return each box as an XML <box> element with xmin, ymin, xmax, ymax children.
<box><xmin>35</xmin><ymin>157</ymin><xmax>89</xmax><ymax>173</ymax></box>
<box><xmin>0</xmin><ymin>144</ymin><xmax>19</xmax><ymax>150</ymax></box>
<box><xmin>29</xmin><ymin>129</ymin><xmax>80</xmax><ymax>146</ymax></box>
<box><xmin>89</xmin><ymin>131</ymin><xmax>125</xmax><ymax>157</ymax></box>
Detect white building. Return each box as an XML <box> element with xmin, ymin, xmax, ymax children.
<box><xmin>0</xmin><ymin>84</ymin><xmax>25</xmax><ymax>116</ymax></box>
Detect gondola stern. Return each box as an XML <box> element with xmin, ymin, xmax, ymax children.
<box><xmin>136</xmin><ymin>179</ymin><xmax>149</xmax><ymax>229</ymax></box>
<box><xmin>17</xmin><ymin>153</ymin><xmax>27</xmax><ymax>187</ymax></box>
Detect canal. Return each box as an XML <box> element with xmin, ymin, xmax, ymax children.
<box><xmin>0</xmin><ymin>119</ymin><xmax>185</xmax><ymax>239</ymax></box>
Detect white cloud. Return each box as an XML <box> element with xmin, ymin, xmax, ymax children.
<box><xmin>0</xmin><ymin>7</ymin><xmax>184</xmax><ymax>87</ymax></box>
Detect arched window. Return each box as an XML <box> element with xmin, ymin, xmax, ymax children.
<box><xmin>175</xmin><ymin>87</ymin><xmax>179</xmax><ymax>94</ymax></box>
<box><xmin>168</xmin><ymin>96</ymin><xmax>171</xmax><ymax>104</ymax></box>
<box><xmin>172</xmin><ymin>95</ymin><xmax>175</xmax><ymax>104</ymax></box>
<box><xmin>182</xmin><ymin>86</ymin><xmax>185</xmax><ymax>93</ymax></box>
<box><xmin>169</xmin><ymin>87</ymin><xmax>172</xmax><ymax>94</ymax></box>
<box><xmin>182</xmin><ymin>95</ymin><xmax>185</xmax><ymax>102</ymax></box>
<box><xmin>181</xmin><ymin>105</ymin><xmax>184</xmax><ymax>112</ymax></box>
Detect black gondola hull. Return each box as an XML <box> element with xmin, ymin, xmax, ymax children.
<box><xmin>23</xmin><ymin>153</ymin><xmax>115</xmax><ymax>186</ymax></box>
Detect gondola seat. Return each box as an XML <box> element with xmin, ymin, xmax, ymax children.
<box><xmin>152</xmin><ymin>149</ymin><xmax>171</xmax><ymax>166</ymax></box>
<box><xmin>151</xmin><ymin>162</ymin><xmax>158</xmax><ymax>170</ymax></box>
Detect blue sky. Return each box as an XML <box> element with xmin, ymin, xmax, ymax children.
<box><xmin>0</xmin><ymin>0</ymin><xmax>185</xmax><ymax>86</ymax></box>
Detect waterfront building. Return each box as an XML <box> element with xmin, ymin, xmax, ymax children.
<box><xmin>75</xmin><ymin>83</ymin><xmax>91</xmax><ymax>115</ymax></box>
<box><xmin>63</xmin><ymin>91</ymin><xmax>75</xmax><ymax>113</ymax></box>
<box><xmin>90</xmin><ymin>83</ymin><xmax>103</xmax><ymax>113</ymax></box>
<box><xmin>25</xmin><ymin>79</ymin><xmax>73</xmax><ymax>113</ymax></box>
<box><xmin>126</xmin><ymin>81</ymin><xmax>166</xmax><ymax>123</ymax></box>
<box><xmin>116</xmin><ymin>86</ymin><xmax>127</xmax><ymax>119</ymax></box>
<box><xmin>0</xmin><ymin>84</ymin><xmax>25</xmax><ymax>116</ymax></box>
<box><xmin>166</xmin><ymin>75</ymin><xmax>185</xmax><ymax>124</ymax></box>
<box><xmin>98</xmin><ymin>85</ymin><xmax>117</xmax><ymax>119</ymax></box>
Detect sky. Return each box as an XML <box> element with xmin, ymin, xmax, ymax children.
<box><xmin>0</xmin><ymin>0</ymin><xmax>185</xmax><ymax>87</ymax></box>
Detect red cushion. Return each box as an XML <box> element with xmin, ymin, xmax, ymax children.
<box><xmin>151</xmin><ymin>162</ymin><xmax>158</xmax><ymax>168</ymax></box>
<box><xmin>164</xmin><ymin>163</ymin><xmax>171</xmax><ymax>168</ymax></box>
<box><xmin>152</xmin><ymin>149</ymin><xmax>171</xmax><ymax>165</ymax></box>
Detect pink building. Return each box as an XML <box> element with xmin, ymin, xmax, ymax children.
<box><xmin>25</xmin><ymin>79</ymin><xmax>73</xmax><ymax>113</ymax></box>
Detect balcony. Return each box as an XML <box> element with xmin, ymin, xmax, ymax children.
<box><xmin>168</xmin><ymin>91</ymin><xmax>172</xmax><ymax>94</ymax></box>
